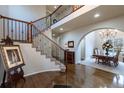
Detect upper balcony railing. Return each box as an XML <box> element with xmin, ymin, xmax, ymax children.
<box><xmin>32</xmin><ymin>5</ymin><xmax>84</xmax><ymax>31</ymax></box>
<box><xmin>0</xmin><ymin>15</ymin><xmax>32</xmax><ymax>43</ymax></box>
<box><xmin>0</xmin><ymin>5</ymin><xmax>84</xmax><ymax>43</ymax></box>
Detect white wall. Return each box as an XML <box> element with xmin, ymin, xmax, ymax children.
<box><xmin>77</xmin><ymin>31</ymin><xmax>97</xmax><ymax>63</ymax></box>
<box><xmin>0</xmin><ymin>54</ymin><xmax>5</xmax><ymax>85</ymax></box>
<box><xmin>0</xmin><ymin>5</ymin><xmax>46</xmax><ymax>21</ymax></box>
<box><xmin>18</xmin><ymin>43</ymin><xmax>60</xmax><ymax>76</ymax></box>
<box><xmin>0</xmin><ymin>6</ymin><xmax>9</xmax><ymax>85</ymax></box>
<box><xmin>0</xmin><ymin>6</ymin><xmax>9</xmax><ymax>16</ymax></box>
<box><xmin>58</xmin><ymin>15</ymin><xmax>124</xmax><ymax>63</ymax></box>
<box><xmin>0</xmin><ymin>43</ymin><xmax>60</xmax><ymax>85</ymax></box>
<box><xmin>0</xmin><ymin>6</ymin><xmax>9</xmax><ymax>40</ymax></box>
<box><xmin>85</xmin><ymin>32</ymin><xmax>96</xmax><ymax>60</ymax></box>
<box><xmin>0</xmin><ymin>5</ymin><xmax>46</xmax><ymax>39</ymax></box>
<box><xmin>77</xmin><ymin>40</ymin><xmax>83</xmax><ymax>63</ymax></box>
<box><xmin>0</xmin><ymin>5</ymin><xmax>48</xmax><ymax>85</ymax></box>
<box><xmin>77</xmin><ymin>31</ymin><xmax>99</xmax><ymax>63</ymax></box>
<box><xmin>8</xmin><ymin>5</ymin><xmax>46</xmax><ymax>22</ymax></box>
<box><xmin>80</xmin><ymin>38</ymin><xmax>85</xmax><ymax>60</ymax></box>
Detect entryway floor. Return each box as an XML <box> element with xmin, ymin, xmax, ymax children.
<box><xmin>80</xmin><ymin>59</ymin><xmax>124</xmax><ymax>75</ymax></box>
<box><xmin>16</xmin><ymin>64</ymin><xmax>124</xmax><ymax>88</ymax></box>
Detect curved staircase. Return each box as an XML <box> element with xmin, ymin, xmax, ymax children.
<box><xmin>0</xmin><ymin>5</ymin><xmax>84</xmax><ymax>74</ymax></box>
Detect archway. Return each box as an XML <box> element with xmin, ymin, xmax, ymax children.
<box><xmin>76</xmin><ymin>28</ymin><xmax>124</xmax><ymax>64</ymax></box>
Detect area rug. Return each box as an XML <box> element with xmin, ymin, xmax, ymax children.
<box><xmin>80</xmin><ymin>59</ymin><xmax>124</xmax><ymax>75</ymax></box>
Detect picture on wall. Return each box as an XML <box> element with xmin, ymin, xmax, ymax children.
<box><xmin>1</xmin><ymin>45</ymin><xmax>25</xmax><ymax>70</ymax></box>
<box><xmin>114</xmin><ymin>38</ymin><xmax>123</xmax><ymax>48</ymax></box>
<box><xmin>68</xmin><ymin>41</ymin><xmax>74</xmax><ymax>48</ymax></box>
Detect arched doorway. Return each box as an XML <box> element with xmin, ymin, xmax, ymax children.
<box><xmin>76</xmin><ymin>28</ymin><xmax>124</xmax><ymax>64</ymax></box>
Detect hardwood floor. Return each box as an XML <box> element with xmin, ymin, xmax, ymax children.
<box><xmin>16</xmin><ymin>64</ymin><xmax>124</xmax><ymax>88</ymax></box>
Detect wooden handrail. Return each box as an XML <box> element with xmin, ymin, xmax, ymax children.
<box><xmin>0</xmin><ymin>5</ymin><xmax>84</xmax><ymax>47</ymax></box>
<box><xmin>29</xmin><ymin>6</ymin><xmax>84</xmax><ymax>50</ymax></box>
<box><xmin>32</xmin><ymin>24</ymin><xmax>65</xmax><ymax>51</ymax></box>
<box><xmin>1</xmin><ymin>5</ymin><xmax>84</xmax><ymax>24</ymax></box>
<box><xmin>0</xmin><ymin>15</ymin><xmax>30</xmax><ymax>24</ymax></box>
<box><xmin>50</xmin><ymin>5</ymin><xmax>62</xmax><ymax>16</ymax></box>
<box><xmin>50</xmin><ymin>5</ymin><xmax>84</xmax><ymax>25</ymax></box>
<box><xmin>0</xmin><ymin>14</ymin><xmax>31</xmax><ymax>43</ymax></box>
<box><xmin>31</xmin><ymin>5</ymin><xmax>84</xmax><ymax>28</ymax></box>
<box><xmin>0</xmin><ymin>15</ymin><xmax>2</xmax><ymax>19</ymax></box>
<box><xmin>31</xmin><ymin>5</ymin><xmax>62</xmax><ymax>23</ymax></box>
<box><xmin>31</xmin><ymin>15</ymin><xmax>50</xmax><ymax>23</ymax></box>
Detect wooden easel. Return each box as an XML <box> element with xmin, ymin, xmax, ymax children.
<box><xmin>0</xmin><ymin>36</ymin><xmax>25</xmax><ymax>88</ymax></box>
<box><xmin>0</xmin><ymin>70</ymin><xmax>7</xmax><ymax>88</ymax></box>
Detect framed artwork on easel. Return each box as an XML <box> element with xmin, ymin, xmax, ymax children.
<box><xmin>1</xmin><ymin>45</ymin><xmax>25</xmax><ymax>70</ymax></box>
<box><xmin>0</xmin><ymin>36</ymin><xmax>25</xmax><ymax>88</ymax></box>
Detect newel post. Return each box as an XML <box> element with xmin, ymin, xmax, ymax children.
<box><xmin>50</xmin><ymin>14</ymin><xmax>52</xmax><ymax>26</ymax></box>
<box><xmin>27</xmin><ymin>22</ymin><xmax>33</xmax><ymax>43</ymax></box>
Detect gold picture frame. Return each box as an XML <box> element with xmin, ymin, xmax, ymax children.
<box><xmin>1</xmin><ymin>45</ymin><xmax>25</xmax><ymax>70</ymax></box>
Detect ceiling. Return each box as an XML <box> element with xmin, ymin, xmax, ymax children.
<box><xmin>52</xmin><ymin>5</ymin><xmax>124</xmax><ymax>37</ymax></box>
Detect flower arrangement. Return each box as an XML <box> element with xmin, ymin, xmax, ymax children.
<box><xmin>102</xmin><ymin>41</ymin><xmax>113</xmax><ymax>55</ymax></box>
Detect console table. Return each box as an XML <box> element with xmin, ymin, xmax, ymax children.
<box><xmin>65</xmin><ymin>51</ymin><xmax>75</xmax><ymax>64</ymax></box>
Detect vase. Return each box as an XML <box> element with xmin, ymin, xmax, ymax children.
<box><xmin>105</xmin><ymin>48</ymin><xmax>109</xmax><ymax>56</ymax></box>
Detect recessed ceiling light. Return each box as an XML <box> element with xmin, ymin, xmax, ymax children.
<box><xmin>94</xmin><ymin>13</ymin><xmax>100</xmax><ymax>18</ymax></box>
<box><xmin>54</xmin><ymin>6</ymin><xmax>57</xmax><ymax>9</ymax></box>
<box><xmin>60</xmin><ymin>28</ymin><xmax>63</xmax><ymax>31</ymax></box>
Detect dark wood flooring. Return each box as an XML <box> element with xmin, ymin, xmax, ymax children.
<box><xmin>16</xmin><ymin>64</ymin><xmax>124</xmax><ymax>88</ymax></box>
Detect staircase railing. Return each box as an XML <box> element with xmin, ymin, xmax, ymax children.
<box><xmin>0</xmin><ymin>15</ymin><xmax>32</xmax><ymax>43</ymax></box>
<box><xmin>0</xmin><ymin>14</ymin><xmax>65</xmax><ymax>67</ymax></box>
<box><xmin>32</xmin><ymin>24</ymin><xmax>65</xmax><ymax>64</ymax></box>
<box><xmin>0</xmin><ymin>5</ymin><xmax>84</xmax><ymax>65</ymax></box>
<box><xmin>29</xmin><ymin>5</ymin><xmax>84</xmax><ymax>64</ymax></box>
<box><xmin>31</xmin><ymin>5</ymin><xmax>84</xmax><ymax>31</ymax></box>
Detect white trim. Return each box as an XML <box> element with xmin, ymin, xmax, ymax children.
<box><xmin>24</xmin><ymin>69</ymin><xmax>61</xmax><ymax>77</ymax></box>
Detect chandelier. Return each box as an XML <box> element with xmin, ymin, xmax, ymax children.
<box><xmin>99</xmin><ymin>29</ymin><xmax>117</xmax><ymax>40</ymax></box>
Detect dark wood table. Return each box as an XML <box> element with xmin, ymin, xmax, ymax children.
<box><xmin>92</xmin><ymin>54</ymin><xmax>119</xmax><ymax>67</ymax></box>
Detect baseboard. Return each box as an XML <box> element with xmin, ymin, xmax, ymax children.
<box><xmin>24</xmin><ymin>69</ymin><xmax>61</xmax><ymax>77</ymax></box>
<box><xmin>75</xmin><ymin>61</ymin><xmax>82</xmax><ymax>64</ymax></box>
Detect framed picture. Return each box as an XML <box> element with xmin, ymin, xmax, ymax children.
<box><xmin>1</xmin><ymin>45</ymin><xmax>25</xmax><ymax>70</ymax></box>
<box><xmin>68</xmin><ymin>41</ymin><xmax>74</xmax><ymax>48</ymax></box>
<box><xmin>114</xmin><ymin>38</ymin><xmax>123</xmax><ymax>47</ymax></box>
